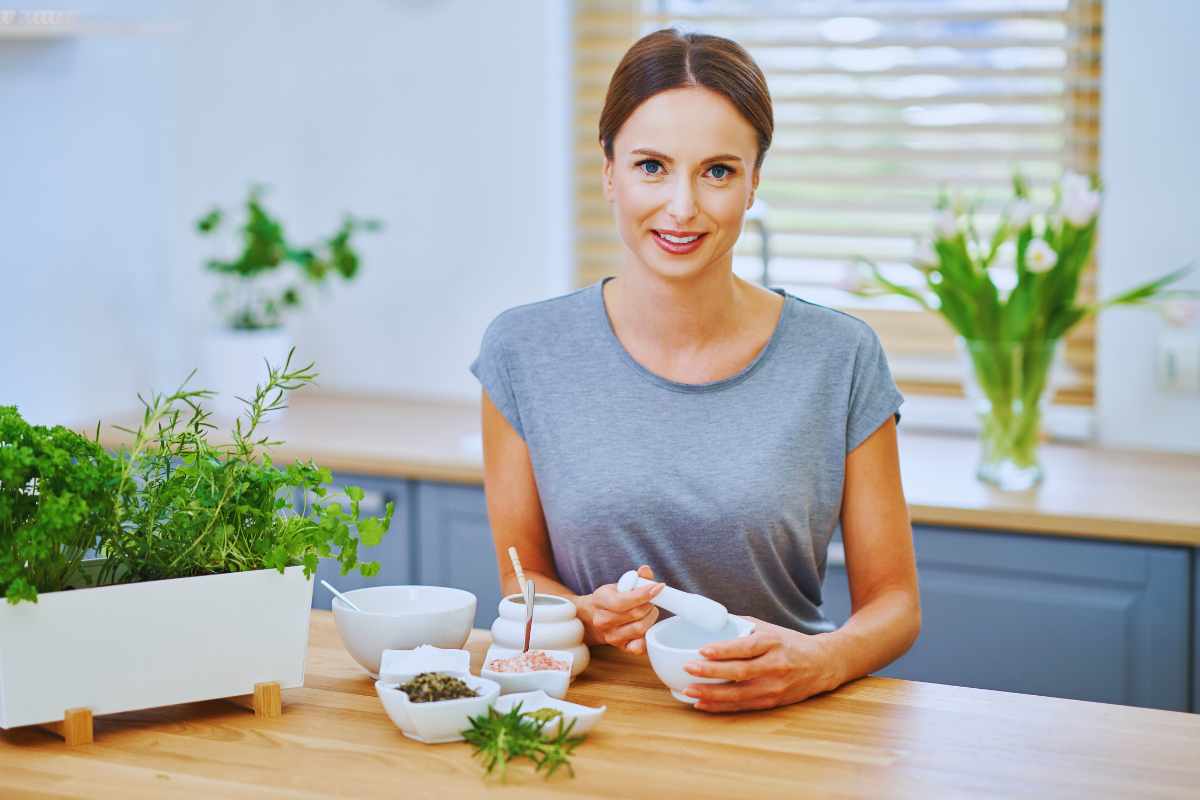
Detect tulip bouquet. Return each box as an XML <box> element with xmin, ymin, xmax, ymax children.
<box><xmin>851</xmin><ymin>172</ymin><xmax>1196</xmax><ymax>489</ymax></box>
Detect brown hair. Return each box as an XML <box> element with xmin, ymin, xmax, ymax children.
<box><xmin>598</xmin><ymin>28</ymin><xmax>773</xmax><ymax>173</ymax></box>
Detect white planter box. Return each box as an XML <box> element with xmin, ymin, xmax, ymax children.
<box><xmin>0</xmin><ymin>566</ymin><xmax>314</xmax><ymax>729</ymax></box>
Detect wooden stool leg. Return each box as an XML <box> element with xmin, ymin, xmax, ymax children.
<box><xmin>253</xmin><ymin>681</ymin><xmax>282</xmax><ymax>719</ymax></box>
<box><xmin>43</xmin><ymin>708</ymin><xmax>94</xmax><ymax>745</ymax></box>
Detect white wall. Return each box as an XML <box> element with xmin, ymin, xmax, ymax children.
<box><xmin>168</xmin><ymin>0</ymin><xmax>573</xmax><ymax>402</ymax></box>
<box><xmin>0</xmin><ymin>0</ymin><xmax>172</xmax><ymax>425</ymax></box>
<box><xmin>1097</xmin><ymin>0</ymin><xmax>1200</xmax><ymax>453</ymax></box>
<box><xmin>2</xmin><ymin>0</ymin><xmax>572</xmax><ymax>425</ymax></box>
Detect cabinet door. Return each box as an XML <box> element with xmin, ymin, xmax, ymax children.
<box><xmin>306</xmin><ymin>474</ymin><xmax>412</xmax><ymax>610</ymax></box>
<box><xmin>820</xmin><ymin>525</ymin><xmax>1191</xmax><ymax>711</ymax></box>
<box><xmin>416</xmin><ymin>482</ymin><xmax>502</xmax><ymax>630</ymax></box>
<box><xmin>1193</xmin><ymin>550</ymin><xmax>1199</xmax><ymax>714</ymax></box>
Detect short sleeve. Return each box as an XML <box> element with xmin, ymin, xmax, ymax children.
<box><xmin>469</xmin><ymin>317</ymin><xmax>525</xmax><ymax>440</ymax></box>
<box><xmin>845</xmin><ymin>325</ymin><xmax>904</xmax><ymax>454</ymax></box>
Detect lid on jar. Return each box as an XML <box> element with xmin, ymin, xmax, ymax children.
<box><xmin>506</xmin><ymin>593</ymin><xmax>572</xmax><ymax>607</ymax></box>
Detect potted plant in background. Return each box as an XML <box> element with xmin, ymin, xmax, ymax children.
<box><xmin>851</xmin><ymin>172</ymin><xmax>1197</xmax><ymax>490</ymax></box>
<box><xmin>0</xmin><ymin>352</ymin><xmax>393</xmax><ymax>740</ymax></box>
<box><xmin>197</xmin><ymin>185</ymin><xmax>382</xmax><ymax>417</ymax></box>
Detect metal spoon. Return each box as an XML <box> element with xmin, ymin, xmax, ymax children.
<box><xmin>522</xmin><ymin>578</ymin><xmax>536</xmax><ymax>653</ymax></box>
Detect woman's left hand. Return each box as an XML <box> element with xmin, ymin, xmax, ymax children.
<box><xmin>681</xmin><ymin>617</ymin><xmax>842</xmax><ymax>713</ymax></box>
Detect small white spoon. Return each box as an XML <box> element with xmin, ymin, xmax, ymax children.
<box><xmin>321</xmin><ymin>579</ymin><xmax>364</xmax><ymax>612</ymax></box>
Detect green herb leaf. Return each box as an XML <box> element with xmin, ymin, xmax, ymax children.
<box><xmin>60</xmin><ymin>351</ymin><xmax>395</xmax><ymax>593</ymax></box>
<box><xmin>200</xmin><ymin>186</ymin><xmax>381</xmax><ymax>330</ymax></box>
<box><xmin>523</xmin><ymin>707</ymin><xmax>564</xmax><ymax>724</ymax></box>
<box><xmin>462</xmin><ymin>704</ymin><xmax>585</xmax><ymax>781</ymax></box>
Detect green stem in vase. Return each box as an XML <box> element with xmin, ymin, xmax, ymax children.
<box><xmin>966</xmin><ymin>339</ymin><xmax>1057</xmax><ymax>476</ymax></box>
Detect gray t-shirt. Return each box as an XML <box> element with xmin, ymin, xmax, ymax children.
<box><xmin>470</xmin><ymin>276</ymin><xmax>903</xmax><ymax>634</ymax></box>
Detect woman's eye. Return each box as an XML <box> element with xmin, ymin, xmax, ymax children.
<box><xmin>636</xmin><ymin>159</ymin><xmax>663</xmax><ymax>176</ymax></box>
<box><xmin>634</xmin><ymin>160</ymin><xmax>735</xmax><ymax>180</ymax></box>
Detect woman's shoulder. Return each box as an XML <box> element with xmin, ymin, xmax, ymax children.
<box><xmin>478</xmin><ymin>283</ymin><xmax>597</xmax><ymax>352</ymax></box>
<box><xmin>779</xmin><ymin>290</ymin><xmax>882</xmax><ymax>349</ymax></box>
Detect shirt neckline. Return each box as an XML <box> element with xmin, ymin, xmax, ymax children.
<box><xmin>593</xmin><ymin>275</ymin><xmax>791</xmax><ymax>394</ymax></box>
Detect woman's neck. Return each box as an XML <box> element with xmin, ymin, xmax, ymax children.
<box><xmin>603</xmin><ymin>266</ymin><xmax>765</xmax><ymax>358</ymax></box>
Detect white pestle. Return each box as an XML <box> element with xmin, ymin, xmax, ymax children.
<box><xmin>617</xmin><ymin>570</ymin><xmax>729</xmax><ymax>633</ymax></box>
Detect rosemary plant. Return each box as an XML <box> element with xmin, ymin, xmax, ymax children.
<box><xmin>462</xmin><ymin>704</ymin><xmax>584</xmax><ymax>781</ymax></box>
<box><xmin>98</xmin><ymin>349</ymin><xmax>392</xmax><ymax>586</ymax></box>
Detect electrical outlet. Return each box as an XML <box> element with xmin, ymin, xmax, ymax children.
<box><xmin>1156</xmin><ymin>329</ymin><xmax>1200</xmax><ymax>393</ymax></box>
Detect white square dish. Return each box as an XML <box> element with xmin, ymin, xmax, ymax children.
<box><xmin>480</xmin><ymin>645</ymin><xmax>574</xmax><ymax>699</ymax></box>
<box><xmin>379</xmin><ymin>645</ymin><xmax>470</xmax><ymax>684</ymax></box>
<box><xmin>492</xmin><ymin>690</ymin><xmax>606</xmax><ymax>738</ymax></box>
<box><xmin>375</xmin><ymin>673</ymin><xmax>500</xmax><ymax>744</ymax></box>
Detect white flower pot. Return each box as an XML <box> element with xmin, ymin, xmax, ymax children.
<box><xmin>0</xmin><ymin>566</ymin><xmax>314</xmax><ymax>729</ymax></box>
<box><xmin>202</xmin><ymin>327</ymin><xmax>293</xmax><ymax>419</ymax></box>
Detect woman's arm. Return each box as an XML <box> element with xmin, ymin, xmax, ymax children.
<box><xmin>682</xmin><ymin>416</ymin><xmax>920</xmax><ymax>712</ymax></box>
<box><xmin>480</xmin><ymin>390</ymin><xmax>663</xmax><ymax>651</ymax></box>
<box><xmin>819</xmin><ymin>415</ymin><xmax>920</xmax><ymax>683</ymax></box>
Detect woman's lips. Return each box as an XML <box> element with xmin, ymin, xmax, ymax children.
<box><xmin>651</xmin><ymin>231</ymin><xmax>708</xmax><ymax>255</ymax></box>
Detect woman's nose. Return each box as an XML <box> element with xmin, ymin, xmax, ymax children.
<box><xmin>666</xmin><ymin>178</ymin><xmax>698</xmax><ymax>223</ymax></box>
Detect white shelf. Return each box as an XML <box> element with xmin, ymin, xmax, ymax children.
<box><xmin>0</xmin><ymin>11</ymin><xmax>179</xmax><ymax>39</ymax></box>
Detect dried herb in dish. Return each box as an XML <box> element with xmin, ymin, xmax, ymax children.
<box><xmin>462</xmin><ymin>703</ymin><xmax>583</xmax><ymax>780</ymax></box>
<box><xmin>398</xmin><ymin>672</ymin><xmax>478</xmax><ymax>703</ymax></box>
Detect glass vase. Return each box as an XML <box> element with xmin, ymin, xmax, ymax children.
<box><xmin>956</xmin><ymin>338</ymin><xmax>1067</xmax><ymax>491</ymax></box>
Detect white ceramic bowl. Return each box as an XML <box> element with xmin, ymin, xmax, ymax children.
<box><xmin>645</xmin><ymin>615</ymin><xmax>755</xmax><ymax>704</ymax></box>
<box><xmin>493</xmin><ymin>690</ymin><xmax>606</xmax><ymax>738</ymax></box>
<box><xmin>375</xmin><ymin>673</ymin><xmax>499</xmax><ymax>744</ymax></box>
<box><xmin>480</xmin><ymin>645</ymin><xmax>574</xmax><ymax>699</ymax></box>
<box><xmin>332</xmin><ymin>585</ymin><xmax>476</xmax><ymax>677</ymax></box>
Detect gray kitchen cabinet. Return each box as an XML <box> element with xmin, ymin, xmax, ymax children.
<box><xmin>1194</xmin><ymin>551</ymin><xmax>1199</xmax><ymax>714</ymax></box>
<box><xmin>416</xmin><ymin>482</ymin><xmax>503</xmax><ymax>629</ymax></box>
<box><xmin>305</xmin><ymin>474</ymin><xmax>414</xmax><ymax>610</ymax></box>
<box><xmin>820</xmin><ymin>525</ymin><xmax>1191</xmax><ymax>711</ymax></box>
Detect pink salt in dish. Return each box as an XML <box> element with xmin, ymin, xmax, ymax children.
<box><xmin>481</xmin><ymin>645</ymin><xmax>575</xmax><ymax>698</ymax></box>
<box><xmin>486</xmin><ymin>649</ymin><xmax>568</xmax><ymax>673</ymax></box>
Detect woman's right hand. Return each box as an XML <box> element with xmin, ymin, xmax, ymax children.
<box><xmin>583</xmin><ymin>565</ymin><xmax>664</xmax><ymax>655</ymax></box>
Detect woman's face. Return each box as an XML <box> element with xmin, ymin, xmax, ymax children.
<box><xmin>603</xmin><ymin>86</ymin><xmax>760</xmax><ymax>282</ymax></box>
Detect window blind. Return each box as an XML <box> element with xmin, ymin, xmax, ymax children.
<box><xmin>572</xmin><ymin>0</ymin><xmax>1102</xmax><ymax>406</ymax></box>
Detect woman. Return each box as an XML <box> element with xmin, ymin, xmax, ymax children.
<box><xmin>470</xmin><ymin>29</ymin><xmax>919</xmax><ymax>713</ymax></box>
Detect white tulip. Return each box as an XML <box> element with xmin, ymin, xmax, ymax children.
<box><xmin>1058</xmin><ymin>171</ymin><xmax>1100</xmax><ymax>227</ymax></box>
<box><xmin>1025</xmin><ymin>238</ymin><xmax>1058</xmax><ymax>273</ymax></box>
<box><xmin>933</xmin><ymin>209</ymin><xmax>959</xmax><ymax>239</ymax></box>
<box><xmin>992</xmin><ymin>241</ymin><xmax>1017</xmax><ymax>272</ymax></box>
<box><xmin>1060</xmin><ymin>170</ymin><xmax>1091</xmax><ymax>197</ymax></box>
<box><xmin>1007</xmin><ymin>199</ymin><xmax>1035</xmax><ymax>229</ymax></box>
<box><xmin>913</xmin><ymin>236</ymin><xmax>938</xmax><ymax>269</ymax></box>
<box><xmin>835</xmin><ymin>264</ymin><xmax>871</xmax><ymax>294</ymax></box>
<box><xmin>1061</xmin><ymin>187</ymin><xmax>1100</xmax><ymax>226</ymax></box>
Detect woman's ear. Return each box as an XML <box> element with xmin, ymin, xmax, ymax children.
<box><xmin>748</xmin><ymin>167</ymin><xmax>761</xmax><ymax>210</ymax></box>
<box><xmin>602</xmin><ymin>157</ymin><xmax>614</xmax><ymax>204</ymax></box>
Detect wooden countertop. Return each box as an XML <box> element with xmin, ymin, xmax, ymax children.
<box><xmin>82</xmin><ymin>391</ymin><xmax>1200</xmax><ymax>547</ymax></box>
<box><xmin>4</xmin><ymin>610</ymin><xmax>1199</xmax><ymax>798</ymax></box>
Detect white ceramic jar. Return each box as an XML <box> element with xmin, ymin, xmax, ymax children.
<box><xmin>489</xmin><ymin>593</ymin><xmax>589</xmax><ymax>677</ymax></box>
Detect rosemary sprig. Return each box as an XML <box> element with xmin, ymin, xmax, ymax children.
<box><xmin>461</xmin><ymin>704</ymin><xmax>584</xmax><ymax>781</ymax></box>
